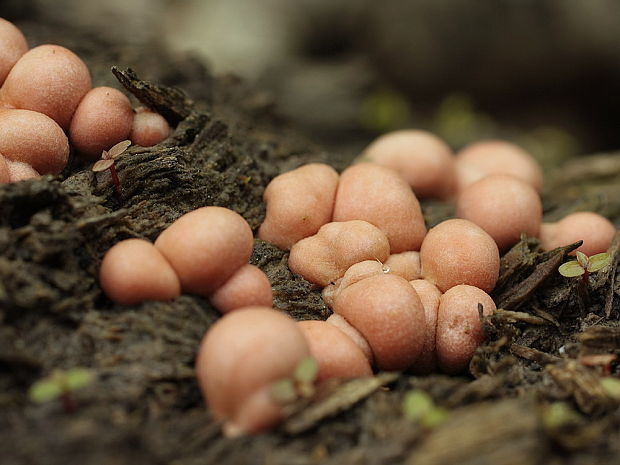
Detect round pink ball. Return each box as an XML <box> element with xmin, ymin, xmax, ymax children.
<box><xmin>326</xmin><ymin>313</ymin><xmax>374</xmax><ymax>364</ymax></box>
<box><xmin>0</xmin><ymin>18</ymin><xmax>28</xmax><ymax>85</ymax></box>
<box><xmin>209</xmin><ymin>264</ymin><xmax>273</xmax><ymax>314</ymax></box>
<box><xmin>420</xmin><ymin>219</ymin><xmax>500</xmax><ymax>293</ymax></box>
<box><xmin>99</xmin><ymin>238</ymin><xmax>181</xmax><ymax>305</ymax></box>
<box><xmin>259</xmin><ymin>163</ymin><xmax>339</xmax><ymax>250</ymax></box>
<box><xmin>455</xmin><ymin>140</ymin><xmax>543</xmax><ymax>194</ymax></box>
<box><xmin>363</xmin><ymin>129</ymin><xmax>456</xmax><ymax>199</ymax></box>
<box><xmin>456</xmin><ymin>174</ymin><xmax>542</xmax><ymax>251</ymax></box>
<box><xmin>333</xmin><ymin>163</ymin><xmax>427</xmax><ymax>253</ymax></box>
<box><xmin>435</xmin><ymin>285</ymin><xmax>496</xmax><ymax>374</ymax></box>
<box><xmin>196</xmin><ymin>307</ymin><xmax>310</xmax><ymax>436</ymax></box>
<box><xmin>154</xmin><ymin>207</ymin><xmax>254</xmax><ymax>296</ymax></box>
<box><xmin>409</xmin><ymin>279</ymin><xmax>442</xmax><ymax>374</ymax></box>
<box><xmin>0</xmin><ymin>109</ymin><xmax>69</xmax><ymax>174</ymax></box>
<box><xmin>130</xmin><ymin>107</ymin><xmax>171</xmax><ymax>147</ymax></box>
<box><xmin>298</xmin><ymin>320</ymin><xmax>372</xmax><ymax>381</ymax></box>
<box><xmin>6</xmin><ymin>159</ymin><xmax>39</xmax><ymax>182</ymax></box>
<box><xmin>539</xmin><ymin>212</ymin><xmax>616</xmax><ymax>256</ymax></box>
<box><xmin>334</xmin><ymin>273</ymin><xmax>426</xmax><ymax>371</ymax></box>
<box><xmin>0</xmin><ymin>44</ymin><xmax>91</xmax><ymax>129</ymax></box>
<box><xmin>70</xmin><ymin>87</ymin><xmax>134</xmax><ymax>159</ymax></box>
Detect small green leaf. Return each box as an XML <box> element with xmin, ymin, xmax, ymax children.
<box><xmin>600</xmin><ymin>378</ymin><xmax>620</xmax><ymax>400</ymax></box>
<box><xmin>403</xmin><ymin>390</ymin><xmax>434</xmax><ymax>422</ymax></box>
<box><xmin>403</xmin><ymin>390</ymin><xmax>448</xmax><ymax>428</ymax></box>
<box><xmin>270</xmin><ymin>379</ymin><xmax>297</xmax><ymax>404</ymax></box>
<box><xmin>587</xmin><ymin>253</ymin><xmax>612</xmax><ymax>273</ymax></box>
<box><xmin>576</xmin><ymin>251</ymin><xmax>589</xmax><ymax>269</ymax></box>
<box><xmin>65</xmin><ymin>368</ymin><xmax>94</xmax><ymax>390</ymax></box>
<box><xmin>359</xmin><ymin>89</ymin><xmax>411</xmax><ymax>132</ymax></box>
<box><xmin>420</xmin><ymin>406</ymin><xmax>449</xmax><ymax>428</ymax></box>
<box><xmin>558</xmin><ymin>261</ymin><xmax>585</xmax><ymax>277</ymax></box>
<box><xmin>29</xmin><ymin>380</ymin><xmax>63</xmax><ymax>403</ymax></box>
<box><xmin>294</xmin><ymin>357</ymin><xmax>319</xmax><ymax>385</ymax></box>
<box><xmin>542</xmin><ymin>402</ymin><xmax>582</xmax><ymax>430</ymax></box>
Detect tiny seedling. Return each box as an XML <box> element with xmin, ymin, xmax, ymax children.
<box><xmin>541</xmin><ymin>401</ymin><xmax>582</xmax><ymax>432</ymax></box>
<box><xmin>402</xmin><ymin>389</ymin><xmax>448</xmax><ymax>429</ymax></box>
<box><xmin>559</xmin><ymin>251</ymin><xmax>611</xmax><ymax>310</ymax></box>
<box><xmin>270</xmin><ymin>357</ymin><xmax>319</xmax><ymax>404</ymax></box>
<box><xmin>558</xmin><ymin>251</ymin><xmax>611</xmax><ymax>283</ymax></box>
<box><xmin>29</xmin><ymin>368</ymin><xmax>94</xmax><ymax>413</ymax></box>
<box><xmin>92</xmin><ymin>139</ymin><xmax>131</xmax><ymax>196</ymax></box>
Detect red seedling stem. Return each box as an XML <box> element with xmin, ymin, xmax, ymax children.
<box><xmin>109</xmin><ymin>164</ymin><xmax>121</xmax><ymax>196</ymax></box>
<box><xmin>61</xmin><ymin>392</ymin><xmax>76</xmax><ymax>414</ymax></box>
<box><xmin>581</xmin><ymin>269</ymin><xmax>590</xmax><ymax>285</ymax></box>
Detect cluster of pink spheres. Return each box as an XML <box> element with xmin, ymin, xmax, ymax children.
<box><xmin>100</xmin><ymin>207</ymin><xmax>273</xmax><ymax>311</ymax></box>
<box><xmin>0</xmin><ymin>18</ymin><xmax>170</xmax><ymax>183</ymax></box>
<box><xmin>99</xmin><ymin>126</ymin><xmax>616</xmax><ymax>436</ymax></box>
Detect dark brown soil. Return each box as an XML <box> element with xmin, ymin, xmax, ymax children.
<box><xmin>1</xmin><ymin>7</ymin><xmax>619</xmax><ymax>465</ymax></box>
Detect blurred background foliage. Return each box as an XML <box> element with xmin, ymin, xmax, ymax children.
<box><xmin>5</xmin><ymin>0</ymin><xmax>620</xmax><ymax>166</ymax></box>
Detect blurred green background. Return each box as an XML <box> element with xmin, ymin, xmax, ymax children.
<box><xmin>5</xmin><ymin>0</ymin><xmax>620</xmax><ymax>168</ymax></box>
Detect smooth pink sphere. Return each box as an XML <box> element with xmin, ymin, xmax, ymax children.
<box><xmin>155</xmin><ymin>207</ymin><xmax>254</xmax><ymax>296</ymax></box>
<box><xmin>298</xmin><ymin>320</ymin><xmax>372</xmax><ymax>381</ymax></box>
<box><xmin>0</xmin><ymin>18</ymin><xmax>28</xmax><ymax>85</ymax></box>
<box><xmin>196</xmin><ymin>307</ymin><xmax>310</xmax><ymax>436</ymax></box>
<box><xmin>99</xmin><ymin>239</ymin><xmax>181</xmax><ymax>305</ymax></box>
<box><xmin>326</xmin><ymin>313</ymin><xmax>374</xmax><ymax>364</ymax></box>
<box><xmin>70</xmin><ymin>87</ymin><xmax>134</xmax><ymax>159</ymax></box>
<box><xmin>334</xmin><ymin>274</ymin><xmax>426</xmax><ymax>371</ymax></box>
<box><xmin>333</xmin><ymin>163</ymin><xmax>427</xmax><ymax>253</ymax></box>
<box><xmin>456</xmin><ymin>174</ymin><xmax>542</xmax><ymax>251</ymax></box>
<box><xmin>6</xmin><ymin>159</ymin><xmax>39</xmax><ymax>182</ymax></box>
<box><xmin>0</xmin><ymin>109</ymin><xmax>69</xmax><ymax>174</ymax></box>
<box><xmin>420</xmin><ymin>219</ymin><xmax>500</xmax><ymax>293</ymax></box>
<box><xmin>435</xmin><ymin>285</ymin><xmax>496</xmax><ymax>374</ymax></box>
<box><xmin>363</xmin><ymin>129</ymin><xmax>456</xmax><ymax>199</ymax></box>
<box><xmin>455</xmin><ymin>140</ymin><xmax>543</xmax><ymax>194</ymax></box>
<box><xmin>209</xmin><ymin>264</ymin><xmax>273</xmax><ymax>314</ymax></box>
<box><xmin>259</xmin><ymin>163</ymin><xmax>339</xmax><ymax>250</ymax></box>
<box><xmin>539</xmin><ymin>212</ymin><xmax>616</xmax><ymax>256</ymax></box>
<box><xmin>130</xmin><ymin>107</ymin><xmax>171</xmax><ymax>147</ymax></box>
<box><xmin>409</xmin><ymin>279</ymin><xmax>441</xmax><ymax>374</ymax></box>
<box><xmin>0</xmin><ymin>44</ymin><xmax>91</xmax><ymax>129</ymax></box>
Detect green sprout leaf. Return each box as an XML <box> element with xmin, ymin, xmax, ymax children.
<box><xmin>542</xmin><ymin>402</ymin><xmax>582</xmax><ymax>431</ymax></box>
<box><xmin>587</xmin><ymin>252</ymin><xmax>611</xmax><ymax>273</ymax></box>
<box><xmin>403</xmin><ymin>390</ymin><xmax>433</xmax><ymax>421</ymax></box>
<box><xmin>558</xmin><ymin>260</ymin><xmax>585</xmax><ymax>277</ymax></box>
<box><xmin>29</xmin><ymin>379</ymin><xmax>63</xmax><ymax>403</ymax></box>
<box><xmin>28</xmin><ymin>368</ymin><xmax>94</xmax><ymax>404</ymax></box>
<box><xmin>294</xmin><ymin>357</ymin><xmax>319</xmax><ymax>385</ymax></box>
<box><xmin>559</xmin><ymin>251</ymin><xmax>612</xmax><ymax>278</ymax></box>
<box><xmin>420</xmin><ymin>406</ymin><xmax>449</xmax><ymax>429</ymax></box>
<box><xmin>576</xmin><ymin>251</ymin><xmax>589</xmax><ymax>269</ymax></box>
<box><xmin>359</xmin><ymin>88</ymin><xmax>411</xmax><ymax>132</ymax></box>
<box><xmin>403</xmin><ymin>390</ymin><xmax>448</xmax><ymax>428</ymax></box>
<box><xmin>270</xmin><ymin>379</ymin><xmax>297</xmax><ymax>404</ymax></box>
<box><xmin>64</xmin><ymin>368</ymin><xmax>94</xmax><ymax>390</ymax></box>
